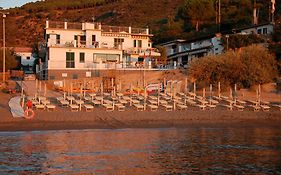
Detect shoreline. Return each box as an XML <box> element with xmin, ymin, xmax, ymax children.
<box><xmin>1</xmin><ymin>108</ymin><xmax>280</xmax><ymax>132</ymax></box>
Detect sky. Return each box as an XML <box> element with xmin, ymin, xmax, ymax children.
<box><xmin>0</xmin><ymin>0</ymin><xmax>38</xmax><ymax>9</ymax></box>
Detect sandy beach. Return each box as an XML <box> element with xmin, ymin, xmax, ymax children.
<box><xmin>0</xmin><ymin>91</ymin><xmax>280</xmax><ymax>132</ymax></box>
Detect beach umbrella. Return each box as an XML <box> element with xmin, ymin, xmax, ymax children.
<box><xmin>218</xmin><ymin>82</ymin><xmax>221</xmax><ymax>99</ymax></box>
<box><xmin>209</xmin><ymin>84</ymin><xmax>213</xmax><ymax>105</ymax></box>
<box><xmin>258</xmin><ymin>84</ymin><xmax>261</xmax><ymax>105</ymax></box>
<box><xmin>234</xmin><ymin>84</ymin><xmax>237</xmax><ymax>103</ymax></box>
<box><xmin>63</xmin><ymin>79</ymin><xmax>66</xmax><ymax>100</ymax></box>
<box><xmin>157</xmin><ymin>83</ymin><xmax>160</xmax><ymax>106</ymax></box>
<box><xmin>229</xmin><ymin>87</ymin><xmax>232</xmax><ymax>100</ymax></box>
<box><xmin>70</xmin><ymin>82</ymin><xmax>73</xmax><ymax>104</ymax></box>
<box><xmin>83</xmin><ymin>80</ymin><xmax>86</xmax><ymax>98</ymax></box>
<box><xmin>44</xmin><ymin>82</ymin><xmax>47</xmax><ymax>97</ymax></box>
<box><xmin>163</xmin><ymin>77</ymin><xmax>166</xmax><ymax>93</ymax></box>
<box><xmin>39</xmin><ymin>81</ymin><xmax>42</xmax><ymax>96</ymax></box>
<box><xmin>119</xmin><ymin>79</ymin><xmax>122</xmax><ymax>92</ymax></box>
<box><xmin>193</xmin><ymin>82</ymin><xmax>196</xmax><ymax>100</ymax></box>
<box><xmin>144</xmin><ymin>86</ymin><xmax>147</xmax><ymax>110</ymax></box>
<box><xmin>185</xmin><ymin>78</ymin><xmax>188</xmax><ymax>93</ymax></box>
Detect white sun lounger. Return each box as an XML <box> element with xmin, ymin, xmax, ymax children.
<box><xmin>260</xmin><ymin>105</ymin><xmax>270</xmax><ymax>112</ymax></box>
<box><xmin>234</xmin><ymin>104</ymin><xmax>244</xmax><ymax>111</ymax></box>
<box><xmin>249</xmin><ymin>105</ymin><xmax>261</xmax><ymax>111</ymax></box>
<box><xmin>221</xmin><ymin>104</ymin><xmax>233</xmax><ymax>111</ymax></box>
<box><xmin>102</xmin><ymin>104</ymin><xmax>114</xmax><ymax>111</ymax></box>
<box><xmin>133</xmin><ymin>104</ymin><xmax>144</xmax><ymax>111</ymax></box>
<box><xmin>272</xmin><ymin>104</ymin><xmax>281</xmax><ymax>110</ymax></box>
<box><xmin>46</xmin><ymin>104</ymin><xmax>56</xmax><ymax>111</ymax></box>
<box><xmin>69</xmin><ymin>104</ymin><xmax>79</xmax><ymax>111</ymax></box>
<box><xmin>59</xmin><ymin>100</ymin><xmax>69</xmax><ymax>107</ymax></box>
<box><xmin>197</xmin><ymin>104</ymin><xmax>207</xmax><ymax>110</ymax></box>
<box><xmin>92</xmin><ymin>100</ymin><xmax>101</xmax><ymax>106</ymax></box>
<box><xmin>115</xmin><ymin>103</ymin><xmax>125</xmax><ymax>111</ymax></box>
<box><xmin>162</xmin><ymin>104</ymin><xmax>173</xmax><ymax>111</ymax></box>
<box><xmin>35</xmin><ymin>104</ymin><xmax>45</xmax><ymax>110</ymax></box>
<box><xmin>148</xmin><ymin>104</ymin><xmax>158</xmax><ymax>111</ymax></box>
<box><xmin>177</xmin><ymin>104</ymin><xmax>188</xmax><ymax>110</ymax></box>
<box><xmin>207</xmin><ymin>104</ymin><xmax>216</xmax><ymax>109</ymax></box>
<box><xmin>84</xmin><ymin>104</ymin><xmax>94</xmax><ymax>112</ymax></box>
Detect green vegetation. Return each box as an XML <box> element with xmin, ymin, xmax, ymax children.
<box><xmin>187</xmin><ymin>45</ymin><xmax>278</xmax><ymax>88</ymax></box>
<box><xmin>0</xmin><ymin>49</ymin><xmax>18</xmax><ymax>72</ymax></box>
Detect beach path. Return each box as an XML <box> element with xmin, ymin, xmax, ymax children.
<box><xmin>9</xmin><ymin>96</ymin><xmax>24</xmax><ymax>118</ymax></box>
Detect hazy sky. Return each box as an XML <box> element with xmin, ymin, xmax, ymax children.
<box><xmin>0</xmin><ymin>0</ymin><xmax>38</xmax><ymax>9</ymax></box>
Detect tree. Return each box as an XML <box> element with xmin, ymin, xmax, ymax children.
<box><xmin>184</xmin><ymin>0</ymin><xmax>216</xmax><ymax>31</ymax></box>
<box><xmin>0</xmin><ymin>49</ymin><xmax>18</xmax><ymax>71</ymax></box>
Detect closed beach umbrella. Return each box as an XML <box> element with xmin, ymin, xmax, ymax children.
<box><xmin>44</xmin><ymin>82</ymin><xmax>47</xmax><ymax>97</ymax></box>
<box><xmin>209</xmin><ymin>84</ymin><xmax>213</xmax><ymax>104</ymax></box>
<box><xmin>218</xmin><ymin>82</ymin><xmax>221</xmax><ymax>99</ymax></box>
<box><xmin>203</xmin><ymin>88</ymin><xmax>206</xmax><ymax>99</ymax></box>
<box><xmin>229</xmin><ymin>87</ymin><xmax>232</xmax><ymax>100</ymax></box>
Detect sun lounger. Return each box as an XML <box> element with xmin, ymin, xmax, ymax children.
<box><xmin>207</xmin><ymin>104</ymin><xmax>216</xmax><ymax>109</ymax></box>
<box><xmin>148</xmin><ymin>100</ymin><xmax>158</xmax><ymax>105</ymax></box>
<box><xmin>249</xmin><ymin>105</ymin><xmax>261</xmax><ymax>111</ymax></box>
<box><xmin>83</xmin><ymin>96</ymin><xmax>91</xmax><ymax>102</ymax></box>
<box><xmin>233</xmin><ymin>104</ymin><xmax>244</xmax><ymax>111</ymax></box>
<box><xmin>260</xmin><ymin>105</ymin><xmax>270</xmax><ymax>112</ymax></box>
<box><xmin>115</xmin><ymin>103</ymin><xmax>125</xmax><ymax>111</ymax></box>
<box><xmin>59</xmin><ymin>100</ymin><xmax>69</xmax><ymax>107</ymax></box>
<box><xmin>56</xmin><ymin>97</ymin><xmax>64</xmax><ymax>102</ymax></box>
<box><xmin>133</xmin><ymin>104</ymin><xmax>144</xmax><ymax>111</ymax></box>
<box><xmin>272</xmin><ymin>104</ymin><xmax>281</xmax><ymax>110</ymax></box>
<box><xmin>84</xmin><ymin>104</ymin><xmax>94</xmax><ymax>112</ymax></box>
<box><xmin>35</xmin><ymin>104</ymin><xmax>45</xmax><ymax>110</ymax></box>
<box><xmin>46</xmin><ymin>104</ymin><xmax>56</xmax><ymax>111</ymax></box>
<box><xmin>236</xmin><ymin>100</ymin><xmax>246</xmax><ymax>105</ymax></box>
<box><xmin>177</xmin><ymin>104</ymin><xmax>188</xmax><ymax>110</ymax></box>
<box><xmin>197</xmin><ymin>104</ymin><xmax>207</xmax><ymax>110</ymax></box>
<box><xmin>221</xmin><ymin>104</ymin><xmax>233</xmax><ymax>111</ymax></box>
<box><xmin>159</xmin><ymin>100</ymin><xmax>168</xmax><ymax>105</ymax></box>
<box><xmin>102</xmin><ymin>104</ymin><xmax>114</xmax><ymax>111</ymax></box>
<box><xmin>119</xmin><ymin>99</ymin><xmax>128</xmax><ymax>105</ymax></box>
<box><xmin>186</xmin><ymin>99</ymin><xmax>197</xmax><ymax>106</ymax></box>
<box><xmin>162</xmin><ymin>104</ymin><xmax>173</xmax><ymax>111</ymax></box>
<box><xmin>41</xmin><ymin>100</ymin><xmax>51</xmax><ymax>105</ymax></box>
<box><xmin>148</xmin><ymin>104</ymin><xmax>158</xmax><ymax>111</ymax></box>
<box><xmin>92</xmin><ymin>100</ymin><xmax>101</xmax><ymax>106</ymax></box>
<box><xmin>69</xmin><ymin>104</ymin><xmax>79</xmax><ymax>111</ymax></box>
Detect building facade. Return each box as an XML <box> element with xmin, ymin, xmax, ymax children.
<box><xmin>14</xmin><ymin>47</ymin><xmax>36</xmax><ymax>72</ymax></box>
<box><xmin>43</xmin><ymin>20</ymin><xmax>160</xmax><ymax>80</ymax></box>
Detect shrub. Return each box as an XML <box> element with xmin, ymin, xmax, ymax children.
<box><xmin>187</xmin><ymin>45</ymin><xmax>278</xmax><ymax>88</ymax></box>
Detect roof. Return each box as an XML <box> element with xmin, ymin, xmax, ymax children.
<box><xmin>13</xmin><ymin>47</ymin><xmax>33</xmax><ymax>53</ymax></box>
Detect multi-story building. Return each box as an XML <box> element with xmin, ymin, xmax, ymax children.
<box><xmin>43</xmin><ymin>20</ymin><xmax>160</xmax><ymax>80</ymax></box>
<box><xmin>160</xmin><ymin>23</ymin><xmax>275</xmax><ymax>68</ymax></box>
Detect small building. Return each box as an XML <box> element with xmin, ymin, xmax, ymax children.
<box><xmin>236</xmin><ymin>23</ymin><xmax>274</xmax><ymax>35</ymax></box>
<box><xmin>43</xmin><ymin>20</ymin><xmax>160</xmax><ymax>80</ymax></box>
<box><xmin>13</xmin><ymin>47</ymin><xmax>36</xmax><ymax>72</ymax></box>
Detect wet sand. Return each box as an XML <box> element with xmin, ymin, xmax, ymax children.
<box><xmin>0</xmin><ymin>92</ymin><xmax>280</xmax><ymax>132</ymax></box>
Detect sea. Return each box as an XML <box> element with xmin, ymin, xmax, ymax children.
<box><xmin>0</xmin><ymin>126</ymin><xmax>281</xmax><ymax>174</ymax></box>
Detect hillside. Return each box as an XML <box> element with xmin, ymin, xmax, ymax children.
<box><xmin>0</xmin><ymin>0</ymin><xmax>280</xmax><ymax>48</ymax></box>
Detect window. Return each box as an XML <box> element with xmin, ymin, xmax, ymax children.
<box><xmin>263</xmin><ymin>28</ymin><xmax>268</xmax><ymax>34</ymax></box>
<box><xmin>114</xmin><ymin>38</ymin><xmax>124</xmax><ymax>48</ymax></box>
<box><xmin>138</xmin><ymin>40</ymin><xmax>142</xmax><ymax>47</ymax></box>
<box><xmin>148</xmin><ymin>43</ymin><xmax>151</xmax><ymax>47</ymax></box>
<box><xmin>74</xmin><ymin>35</ymin><xmax>78</xmax><ymax>40</ymax></box>
<box><xmin>72</xmin><ymin>74</ymin><xmax>78</xmax><ymax>79</ymax></box>
<box><xmin>66</xmin><ymin>52</ymin><xmax>75</xmax><ymax>68</ymax></box>
<box><xmin>92</xmin><ymin>35</ymin><xmax>96</xmax><ymax>45</ymax></box>
<box><xmin>56</xmin><ymin>34</ymin><xmax>60</xmax><ymax>44</ymax></box>
<box><xmin>46</xmin><ymin>34</ymin><xmax>50</xmax><ymax>42</ymax></box>
<box><xmin>80</xmin><ymin>36</ymin><xmax>86</xmax><ymax>45</ymax></box>
<box><xmin>257</xmin><ymin>29</ymin><xmax>262</xmax><ymax>34</ymax></box>
<box><xmin>133</xmin><ymin>40</ymin><xmax>142</xmax><ymax>47</ymax></box>
<box><xmin>26</xmin><ymin>56</ymin><xmax>30</xmax><ymax>60</ymax></box>
<box><xmin>80</xmin><ymin>52</ymin><xmax>85</xmax><ymax>63</ymax></box>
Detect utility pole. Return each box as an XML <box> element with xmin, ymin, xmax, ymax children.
<box><xmin>1</xmin><ymin>11</ymin><xmax>9</xmax><ymax>83</ymax></box>
<box><xmin>216</xmin><ymin>0</ymin><xmax>221</xmax><ymax>33</ymax></box>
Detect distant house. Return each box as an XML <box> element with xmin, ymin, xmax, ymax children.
<box><xmin>159</xmin><ymin>34</ymin><xmax>223</xmax><ymax>67</ymax></box>
<box><xmin>160</xmin><ymin>23</ymin><xmax>274</xmax><ymax>67</ymax></box>
<box><xmin>13</xmin><ymin>47</ymin><xmax>36</xmax><ymax>71</ymax></box>
<box><xmin>42</xmin><ymin>20</ymin><xmax>161</xmax><ymax>80</ymax></box>
<box><xmin>235</xmin><ymin>23</ymin><xmax>274</xmax><ymax>35</ymax></box>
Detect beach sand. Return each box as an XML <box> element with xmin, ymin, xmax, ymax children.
<box><xmin>0</xmin><ymin>92</ymin><xmax>280</xmax><ymax>132</ymax></box>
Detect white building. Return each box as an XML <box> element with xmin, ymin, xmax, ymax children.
<box><xmin>160</xmin><ymin>34</ymin><xmax>223</xmax><ymax>67</ymax></box>
<box><xmin>14</xmin><ymin>47</ymin><xmax>36</xmax><ymax>71</ymax></box>
<box><xmin>43</xmin><ymin>20</ymin><xmax>160</xmax><ymax>80</ymax></box>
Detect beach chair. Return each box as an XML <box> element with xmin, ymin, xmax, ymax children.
<box><xmin>177</xmin><ymin>104</ymin><xmax>188</xmax><ymax>110</ymax></box>
<box><xmin>233</xmin><ymin>104</ymin><xmax>244</xmax><ymax>111</ymax></box>
<box><xmin>159</xmin><ymin>100</ymin><xmax>168</xmax><ymax>105</ymax></box>
<box><xmin>148</xmin><ymin>104</ymin><xmax>158</xmax><ymax>111</ymax></box>
<box><xmin>272</xmin><ymin>104</ymin><xmax>281</xmax><ymax>111</ymax></box>
<box><xmin>46</xmin><ymin>104</ymin><xmax>56</xmax><ymax>111</ymax></box>
<box><xmin>236</xmin><ymin>100</ymin><xmax>246</xmax><ymax>106</ymax></box>
<box><xmin>207</xmin><ymin>104</ymin><xmax>216</xmax><ymax>110</ymax></box>
<box><xmin>260</xmin><ymin>105</ymin><xmax>270</xmax><ymax>112</ymax></box>
<box><xmin>162</xmin><ymin>104</ymin><xmax>173</xmax><ymax>111</ymax></box>
<box><xmin>221</xmin><ymin>104</ymin><xmax>233</xmax><ymax>111</ymax></box>
<box><xmin>69</xmin><ymin>104</ymin><xmax>79</xmax><ymax>112</ymax></box>
<box><xmin>35</xmin><ymin>104</ymin><xmax>45</xmax><ymax>110</ymax></box>
<box><xmin>92</xmin><ymin>100</ymin><xmax>101</xmax><ymax>106</ymax></box>
<box><xmin>102</xmin><ymin>104</ymin><xmax>114</xmax><ymax>111</ymax></box>
<box><xmin>249</xmin><ymin>105</ymin><xmax>261</xmax><ymax>112</ymax></box>
<box><xmin>115</xmin><ymin>103</ymin><xmax>125</xmax><ymax>111</ymax></box>
<box><xmin>133</xmin><ymin>104</ymin><xmax>144</xmax><ymax>111</ymax></box>
<box><xmin>197</xmin><ymin>104</ymin><xmax>207</xmax><ymax>110</ymax></box>
<box><xmin>84</xmin><ymin>104</ymin><xmax>94</xmax><ymax>112</ymax></box>
<box><xmin>59</xmin><ymin>100</ymin><xmax>69</xmax><ymax>107</ymax></box>
<box><xmin>186</xmin><ymin>99</ymin><xmax>197</xmax><ymax>106</ymax></box>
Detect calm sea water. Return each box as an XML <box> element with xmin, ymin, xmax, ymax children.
<box><xmin>0</xmin><ymin>126</ymin><xmax>281</xmax><ymax>175</ymax></box>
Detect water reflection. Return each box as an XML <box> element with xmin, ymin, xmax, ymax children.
<box><xmin>0</xmin><ymin>127</ymin><xmax>280</xmax><ymax>174</ymax></box>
